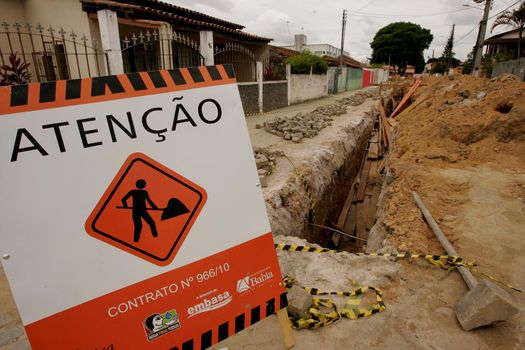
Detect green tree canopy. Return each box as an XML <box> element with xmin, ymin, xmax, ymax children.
<box><xmin>370</xmin><ymin>22</ymin><xmax>433</xmax><ymax>74</ymax></box>
<box><xmin>285</xmin><ymin>50</ymin><xmax>328</xmax><ymax>74</ymax></box>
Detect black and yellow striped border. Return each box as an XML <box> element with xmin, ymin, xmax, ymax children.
<box><xmin>0</xmin><ymin>64</ymin><xmax>236</xmax><ymax>115</ymax></box>
<box><xmin>172</xmin><ymin>292</ymin><xmax>287</xmax><ymax>350</ymax></box>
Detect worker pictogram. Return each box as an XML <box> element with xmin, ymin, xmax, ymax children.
<box><xmin>85</xmin><ymin>152</ymin><xmax>207</xmax><ymax>266</ymax></box>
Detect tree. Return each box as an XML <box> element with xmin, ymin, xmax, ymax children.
<box><xmin>427</xmin><ymin>24</ymin><xmax>461</xmax><ymax>75</ymax></box>
<box><xmin>462</xmin><ymin>46</ymin><xmax>476</xmax><ymax>74</ymax></box>
<box><xmin>442</xmin><ymin>24</ymin><xmax>456</xmax><ymax>70</ymax></box>
<box><xmin>285</xmin><ymin>50</ymin><xmax>328</xmax><ymax>74</ymax></box>
<box><xmin>370</xmin><ymin>22</ymin><xmax>433</xmax><ymax>74</ymax></box>
<box><xmin>430</xmin><ymin>60</ymin><xmax>448</xmax><ymax>74</ymax></box>
<box><xmin>491</xmin><ymin>2</ymin><xmax>525</xmax><ymax>58</ymax></box>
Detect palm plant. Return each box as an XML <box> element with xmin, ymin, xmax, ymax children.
<box><xmin>491</xmin><ymin>2</ymin><xmax>525</xmax><ymax>59</ymax></box>
<box><xmin>0</xmin><ymin>53</ymin><xmax>32</xmax><ymax>86</ymax></box>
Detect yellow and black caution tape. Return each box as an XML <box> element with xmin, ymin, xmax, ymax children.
<box><xmin>275</xmin><ymin>243</ymin><xmax>466</xmax><ymax>267</ymax></box>
<box><xmin>283</xmin><ymin>275</ymin><xmax>385</xmax><ymax>329</ymax></box>
<box><xmin>276</xmin><ymin>243</ymin><xmax>523</xmax><ymax>293</ymax></box>
<box><xmin>283</xmin><ymin>155</ymin><xmax>315</xmax><ymax>222</ymax></box>
<box><xmin>470</xmin><ymin>268</ymin><xmax>522</xmax><ymax>293</ymax></box>
<box><xmin>275</xmin><ymin>243</ymin><xmax>336</xmax><ymax>254</ymax></box>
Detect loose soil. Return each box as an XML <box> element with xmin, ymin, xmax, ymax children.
<box><xmin>215</xmin><ymin>74</ymin><xmax>525</xmax><ymax>349</ymax></box>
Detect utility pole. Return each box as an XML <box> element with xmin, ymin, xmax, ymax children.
<box><xmin>339</xmin><ymin>9</ymin><xmax>347</xmax><ymax>69</ymax></box>
<box><xmin>471</xmin><ymin>0</ymin><xmax>491</xmax><ymax>76</ymax></box>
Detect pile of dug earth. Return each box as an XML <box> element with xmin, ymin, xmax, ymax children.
<box><xmin>217</xmin><ymin>76</ymin><xmax>524</xmax><ymax>349</ymax></box>
<box><xmin>372</xmin><ymin>73</ymin><xmax>525</xmax><ymax>254</ymax></box>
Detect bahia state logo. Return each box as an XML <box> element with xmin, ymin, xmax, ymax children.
<box><xmin>143</xmin><ymin>309</ymin><xmax>181</xmax><ymax>341</ymax></box>
<box><xmin>236</xmin><ymin>270</ymin><xmax>274</xmax><ymax>294</ymax></box>
<box><xmin>187</xmin><ymin>290</ymin><xmax>232</xmax><ymax>318</ymax></box>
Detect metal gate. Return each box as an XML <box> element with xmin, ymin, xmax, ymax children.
<box><xmin>214</xmin><ymin>43</ymin><xmax>256</xmax><ymax>82</ymax></box>
<box><xmin>121</xmin><ymin>31</ymin><xmax>203</xmax><ymax>73</ymax></box>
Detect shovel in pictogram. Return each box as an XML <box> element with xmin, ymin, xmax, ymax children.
<box><xmin>117</xmin><ymin>197</ymin><xmax>190</xmax><ymax>221</ymax></box>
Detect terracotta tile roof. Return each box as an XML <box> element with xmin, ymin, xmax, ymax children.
<box><xmin>322</xmin><ymin>55</ymin><xmax>362</xmax><ymax>68</ymax></box>
<box><xmin>485</xmin><ymin>28</ymin><xmax>525</xmax><ymax>45</ymax></box>
<box><xmin>111</xmin><ymin>0</ymin><xmax>244</xmax><ymax>30</ymax></box>
<box><xmin>269</xmin><ymin>45</ymin><xmax>299</xmax><ymax>58</ymax></box>
<box><xmin>80</xmin><ymin>0</ymin><xmax>272</xmax><ymax>43</ymax></box>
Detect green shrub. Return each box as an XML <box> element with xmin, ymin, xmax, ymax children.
<box><xmin>482</xmin><ymin>52</ymin><xmax>515</xmax><ymax>77</ymax></box>
<box><xmin>285</xmin><ymin>50</ymin><xmax>328</xmax><ymax>74</ymax></box>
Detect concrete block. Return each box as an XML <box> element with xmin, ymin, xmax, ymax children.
<box><xmin>366</xmin><ymin>223</ymin><xmax>387</xmax><ymax>253</ymax></box>
<box><xmin>454</xmin><ymin>280</ymin><xmax>520</xmax><ymax>331</ymax></box>
<box><xmin>259</xmin><ymin>175</ymin><xmax>268</xmax><ymax>188</ymax></box>
<box><xmin>286</xmin><ymin>285</ymin><xmax>313</xmax><ymax>318</ymax></box>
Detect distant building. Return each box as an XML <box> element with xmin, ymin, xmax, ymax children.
<box><xmin>322</xmin><ymin>55</ymin><xmax>361</xmax><ymax>69</ymax></box>
<box><xmin>279</xmin><ymin>34</ymin><xmax>360</xmax><ymax>69</ymax></box>
<box><xmin>282</xmin><ymin>34</ymin><xmax>350</xmax><ymax>58</ymax></box>
<box><xmin>484</xmin><ymin>28</ymin><xmax>525</xmax><ymax>57</ymax></box>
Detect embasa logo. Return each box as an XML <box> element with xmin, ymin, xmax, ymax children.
<box><xmin>187</xmin><ymin>291</ymin><xmax>231</xmax><ymax>318</ymax></box>
<box><xmin>236</xmin><ymin>271</ymin><xmax>274</xmax><ymax>294</ymax></box>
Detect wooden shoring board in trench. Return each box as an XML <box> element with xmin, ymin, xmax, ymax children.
<box><xmin>0</xmin><ymin>65</ymin><xmax>286</xmax><ymax>349</ymax></box>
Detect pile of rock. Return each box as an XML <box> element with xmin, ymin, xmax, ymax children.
<box><xmin>338</xmin><ymin>93</ymin><xmax>366</xmax><ymax>106</ymax></box>
<box><xmin>253</xmin><ymin>147</ymin><xmax>285</xmax><ymax>187</ymax></box>
<box><xmin>338</xmin><ymin>90</ymin><xmax>379</xmax><ymax>107</ymax></box>
<box><xmin>261</xmin><ymin>113</ymin><xmax>334</xmax><ymax>143</ymax></box>
<box><xmin>311</xmin><ymin>104</ymin><xmax>347</xmax><ymax>116</ymax></box>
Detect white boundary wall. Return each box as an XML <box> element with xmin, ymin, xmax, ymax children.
<box><xmin>290</xmin><ymin>74</ymin><xmax>328</xmax><ymax>104</ymax></box>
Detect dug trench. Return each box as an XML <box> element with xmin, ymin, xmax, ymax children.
<box><xmin>248</xmin><ymin>88</ymin><xmax>387</xmax><ymax>253</ymax></box>
<box><xmin>222</xmin><ymin>74</ymin><xmax>524</xmax><ymax>349</ymax></box>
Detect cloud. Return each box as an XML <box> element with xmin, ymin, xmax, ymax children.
<box><xmin>174</xmin><ymin>0</ymin><xmax>235</xmax><ymax>13</ymax></box>
<box><xmin>164</xmin><ymin>0</ymin><xmax>520</xmax><ymax>61</ymax></box>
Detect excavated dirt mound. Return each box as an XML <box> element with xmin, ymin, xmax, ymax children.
<box><xmin>378</xmin><ymin>74</ymin><xmax>525</xmax><ymax>254</ymax></box>
<box><xmin>368</xmin><ymin>73</ymin><xmax>525</xmax><ymax>348</ymax></box>
<box><xmin>213</xmin><ymin>78</ymin><xmax>524</xmax><ymax>349</ymax></box>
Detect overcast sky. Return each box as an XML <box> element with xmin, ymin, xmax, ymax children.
<box><xmin>168</xmin><ymin>0</ymin><xmax>523</xmax><ymax>62</ymax></box>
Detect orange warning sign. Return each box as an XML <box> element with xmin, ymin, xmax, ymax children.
<box><xmin>86</xmin><ymin>152</ymin><xmax>207</xmax><ymax>266</ymax></box>
<box><xmin>24</xmin><ymin>233</ymin><xmax>285</xmax><ymax>349</ymax></box>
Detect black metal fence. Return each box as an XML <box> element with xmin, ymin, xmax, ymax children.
<box><xmin>0</xmin><ymin>20</ymin><xmax>269</xmax><ymax>85</ymax></box>
<box><xmin>121</xmin><ymin>31</ymin><xmax>203</xmax><ymax>73</ymax></box>
<box><xmin>214</xmin><ymin>43</ymin><xmax>256</xmax><ymax>82</ymax></box>
<box><xmin>0</xmin><ymin>21</ymin><xmax>107</xmax><ymax>83</ymax></box>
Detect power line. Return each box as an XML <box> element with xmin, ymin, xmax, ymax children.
<box><xmin>489</xmin><ymin>0</ymin><xmax>522</xmax><ymax>19</ymax></box>
<box><xmin>452</xmin><ymin>0</ymin><xmax>521</xmax><ymax>44</ymax></box>
<box><xmin>348</xmin><ymin>6</ymin><xmax>482</xmax><ymax>18</ymax></box>
<box><xmin>455</xmin><ymin>24</ymin><xmax>480</xmax><ymax>44</ymax></box>
<box><xmin>348</xmin><ymin>0</ymin><xmax>519</xmax><ymax>19</ymax></box>
<box><xmin>354</xmin><ymin>0</ymin><xmax>378</xmax><ymax>13</ymax></box>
